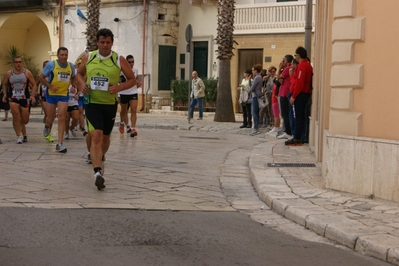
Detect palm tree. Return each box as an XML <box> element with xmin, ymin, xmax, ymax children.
<box><xmin>214</xmin><ymin>0</ymin><xmax>236</xmax><ymax>122</ymax></box>
<box><xmin>85</xmin><ymin>0</ymin><xmax>101</xmax><ymax>51</ymax></box>
<box><xmin>5</xmin><ymin>45</ymin><xmax>40</xmax><ymax>82</ymax></box>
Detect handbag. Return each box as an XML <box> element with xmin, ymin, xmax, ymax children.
<box><xmin>239</xmin><ymin>88</ymin><xmax>249</xmax><ymax>104</ymax></box>
<box><xmin>258</xmin><ymin>95</ymin><xmax>268</xmax><ymax>109</ymax></box>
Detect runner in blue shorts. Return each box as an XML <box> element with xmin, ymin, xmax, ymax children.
<box><xmin>38</xmin><ymin>47</ymin><xmax>75</xmax><ymax>153</ymax></box>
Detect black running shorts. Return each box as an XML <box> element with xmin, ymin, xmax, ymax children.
<box><xmin>85</xmin><ymin>102</ymin><xmax>118</xmax><ymax>135</ymax></box>
<box><xmin>119</xmin><ymin>93</ymin><xmax>138</xmax><ymax>104</ymax></box>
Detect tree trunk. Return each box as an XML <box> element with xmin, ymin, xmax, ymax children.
<box><xmin>86</xmin><ymin>0</ymin><xmax>101</xmax><ymax>51</ymax></box>
<box><xmin>214</xmin><ymin>59</ymin><xmax>235</xmax><ymax>122</ymax></box>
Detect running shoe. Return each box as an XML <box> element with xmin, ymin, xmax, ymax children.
<box><xmin>126</xmin><ymin>126</ymin><xmax>132</xmax><ymax>133</ymax></box>
<box><xmin>94</xmin><ymin>171</ymin><xmax>105</xmax><ymax>190</ymax></box>
<box><xmin>86</xmin><ymin>153</ymin><xmax>92</xmax><ymax>164</ymax></box>
<box><xmin>43</xmin><ymin>126</ymin><xmax>50</xmax><ymax>137</ymax></box>
<box><xmin>130</xmin><ymin>128</ymin><xmax>138</xmax><ymax>138</ymax></box>
<box><xmin>56</xmin><ymin>143</ymin><xmax>67</xmax><ymax>153</ymax></box>
<box><xmin>16</xmin><ymin>137</ymin><xmax>22</xmax><ymax>144</ymax></box>
<box><xmin>119</xmin><ymin>123</ymin><xmax>125</xmax><ymax>134</ymax></box>
<box><xmin>22</xmin><ymin>135</ymin><xmax>27</xmax><ymax>142</ymax></box>
<box><xmin>269</xmin><ymin>127</ymin><xmax>280</xmax><ymax>133</ymax></box>
<box><xmin>64</xmin><ymin>133</ymin><xmax>69</xmax><ymax>140</ymax></box>
<box><xmin>70</xmin><ymin>128</ymin><xmax>77</xmax><ymax>137</ymax></box>
<box><xmin>45</xmin><ymin>134</ymin><xmax>54</xmax><ymax>142</ymax></box>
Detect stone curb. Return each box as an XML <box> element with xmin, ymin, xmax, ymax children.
<box><xmin>249</xmin><ymin>139</ymin><xmax>399</xmax><ymax>265</ymax></box>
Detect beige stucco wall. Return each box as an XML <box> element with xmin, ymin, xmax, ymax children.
<box><xmin>317</xmin><ymin>0</ymin><xmax>399</xmax><ymax>202</ymax></box>
<box><xmin>353</xmin><ymin>0</ymin><xmax>399</xmax><ymax>140</ymax></box>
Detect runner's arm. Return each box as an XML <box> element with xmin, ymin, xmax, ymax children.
<box><xmin>76</xmin><ymin>53</ymin><xmax>89</xmax><ymax>94</ymax></box>
<box><xmin>109</xmin><ymin>56</ymin><xmax>137</xmax><ymax>95</ymax></box>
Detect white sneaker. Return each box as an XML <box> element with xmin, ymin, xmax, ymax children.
<box><xmin>56</xmin><ymin>143</ymin><xmax>67</xmax><ymax>153</ymax></box>
<box><xmin>16</xmin><ymin>136</ymin><xmax>22</xmax><ymax>144</ymax></box>
<box><xmin>64</xmin><ymin>133</ymin><xmax>69</xmax><ymax>139</ymax></box>
<box><xmin>250</xmin><ymin>129</ymin><xmax>261</xmax><ymax>136</ymax></box>
<box><xmin>94</xmin><ymin>172</ymin><xmax>105</xmax><ymax>190</ymax></box>
<box><xmin>269</xmin><ymin>127</ymin><xmax>280</xmax><ymax>133</ymax></box>
<box><xmin>277</xmin><ymin>132</ymin><xmax>291</xmax><ymax>139</ymax></box>
<box><xmin>70</xmin><ymin>128</ymin><xmax>77</xmax><ymax>137</ymax></box>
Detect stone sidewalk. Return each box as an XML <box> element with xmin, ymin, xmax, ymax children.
<box><xmin>1</xmin><ymin>107</ymin><xmax>399</xmax><ymax>265</ymax></box>
<box><xmin>136</xmin><ymin>110</ymin><xmax>399</xmax><ymax>265</ymax></box>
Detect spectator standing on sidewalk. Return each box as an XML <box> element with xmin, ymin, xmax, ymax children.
<box><xmin>237</xmin><ymin>69</ymin><xmax>252</xmax><ymax>128</ymax></box>
<box><xmin>2</xmin><ymin>56</ymin><xmax>37</xmax><ymax>144</ymax></box>
<box><xmin>285</xmin><ymin>46</ymin><xmax>313</xmax><ymax>146</ymax></box>
<box><xmin>277</xmin><ymin>54</ymin><xmax>294</xmax><ymax>140</ymax></box>
<box><xmin>250</xmin><ymin>63</ymin><xmax>263</xmax><ymax>136</ymax></box>
<box><xmin>258</xmin><ymin>69</ymin><xmax>268</xmax><ymax>127</ymax></box>
<box><xmin>76</xmin><ymin>28</ymin><xmax>136</xmax><ymax>190</ymax></box>
<box><xmin>118</xmin><ymin>54</ymin><xmax>141</xmax><ymax>137</ymax></box>
<box><xmin>189</xmin><ymin>70</ymin><xmax>205</xmax><ymax>120</ymax></box>
<box><xmin>269</xmin><ymin>76</ymin><xmax>283</xmax><ymax>133</ymax></box>
<box><xmin>38</xmin><ymin>47</ymin><xmax>75</xmax><ymax>153</ymax></box>
<box><xmin>264</xmin><ymin>66</ymin><xmax>277</xmax><ymax>129</ymax></box>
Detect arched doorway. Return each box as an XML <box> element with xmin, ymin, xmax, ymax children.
<box><xmin>0</xmin><ymin>13</ymin><xmax>52</xmax><ymax>77</ymax></box>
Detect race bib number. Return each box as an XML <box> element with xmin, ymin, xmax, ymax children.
<box><xmin>58</xmin><ymin>72</ymin><xmax>71</xmax><ymax>82</ymax></box>
<box><xmin>90</xmin><ymin>77</ymin><xmax>109</xmax><ymax>91</ymax></box>
<box><xmin>13</xmin><ymin>88</ymin><xmax>24</xmax><ymax>99</ymax></box>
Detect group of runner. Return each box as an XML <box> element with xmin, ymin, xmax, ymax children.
<box><xmin>1</xmin><ymin>28</ymin><xmax>139</xmax><ymax>190</ymax></box>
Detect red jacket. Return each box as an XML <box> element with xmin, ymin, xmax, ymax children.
<box><xmin>292</xmin><ymin>60</ymin><xmax>313</xmax><ymax>100</ymax></box>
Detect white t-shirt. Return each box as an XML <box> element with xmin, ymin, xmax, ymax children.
<box><xmin>119</xmin><ymin>67</ymin><xmax>138</xmax><ymax>95</ymax></box>
<box><xmin>67</xmin><ymin>85</ymin><xmax>78</xmax><ymax>107</ymax></box>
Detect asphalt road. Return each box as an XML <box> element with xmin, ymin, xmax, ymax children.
<box><xmin>0</xmin><ymin>208</ymin><xmax>389</xmax><ymax>266</ymax></box>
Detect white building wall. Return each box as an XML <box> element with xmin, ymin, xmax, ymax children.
<box><xmin>177</xmin><ymin>1</ymin><xmax>218</xmax><ymax>79</ymax></box>
<box><xmin>63</xmin><ymin>2</ymin><xmax>154</xmax><ymax>94</ymax></box>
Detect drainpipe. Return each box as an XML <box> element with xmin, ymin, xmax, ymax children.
<box><xmin>140</xmin><ymin>0</ymin><xmax>147</xmax><ymax>112</ymax></box>
<box><xmin>58</xmin><ymin>0</ymin><xmax>63</xmax><ymax>47</ymax></box>
<box><xmin>304</xmin><ymin>0</ymin><xmax>313</xmax><ymax>58</ymax></box>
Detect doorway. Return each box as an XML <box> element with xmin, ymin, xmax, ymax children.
<box><xmin>193</xmin><ymin>41</ymin><xmax>208</xmax><ymax>79</ymax></box>
<box><xmin>236</xmin><ymin>49</ymin><xmax>263</xmax><ymax>111</ymax></box>
<box><xmin>158</xmin><ymin>45</ymin><xmax>177</xmax><ymax>91</ymax></box>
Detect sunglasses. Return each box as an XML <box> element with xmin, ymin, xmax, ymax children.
<box><xmin>128</xmin><ymin>61</ymin><xmax>134</xmax><ymax>63</ymax></box>
<box><xmin>14</xmin><ymin>61</ymin><xmax>23</xmax><ymax>63</ymax></box>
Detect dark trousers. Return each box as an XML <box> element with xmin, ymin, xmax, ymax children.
<box><xmin>301</xmin><ymin>97</ymin><xmax>312</xmax><ymax>143</ymax></box>
<box><xmin>279</xmin><ymin>96</ymin><xmax>291</xmax><ymax>135</ymax></box>
<box><xmin>242</xmin><ymin>103</ymin><xmax>252</xmax><ymax>126</ymax></box>
<box><xmin>293</xmin><ymin>92</ymin><xmax>311</xmax><ymax>140</ymax></box>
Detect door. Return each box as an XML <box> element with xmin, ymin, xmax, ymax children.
<box><xmin>237</xmin><ymin>49</ymin><xmax>263</xmax><ymax>83</ymax></box>
<box><xmin>158</xmin><ymin>45</ymin><xmax>177</xmax><ymax>91</ymax></box>
<box><xmin>237</xmin><ymin>49</ymin><xmax>263</xmax><ymax>111</ymax></box>
<box><xmin>193</xmin><ymin>41</ymin><xmax>208</xmax><ymax>79</ymax></box>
